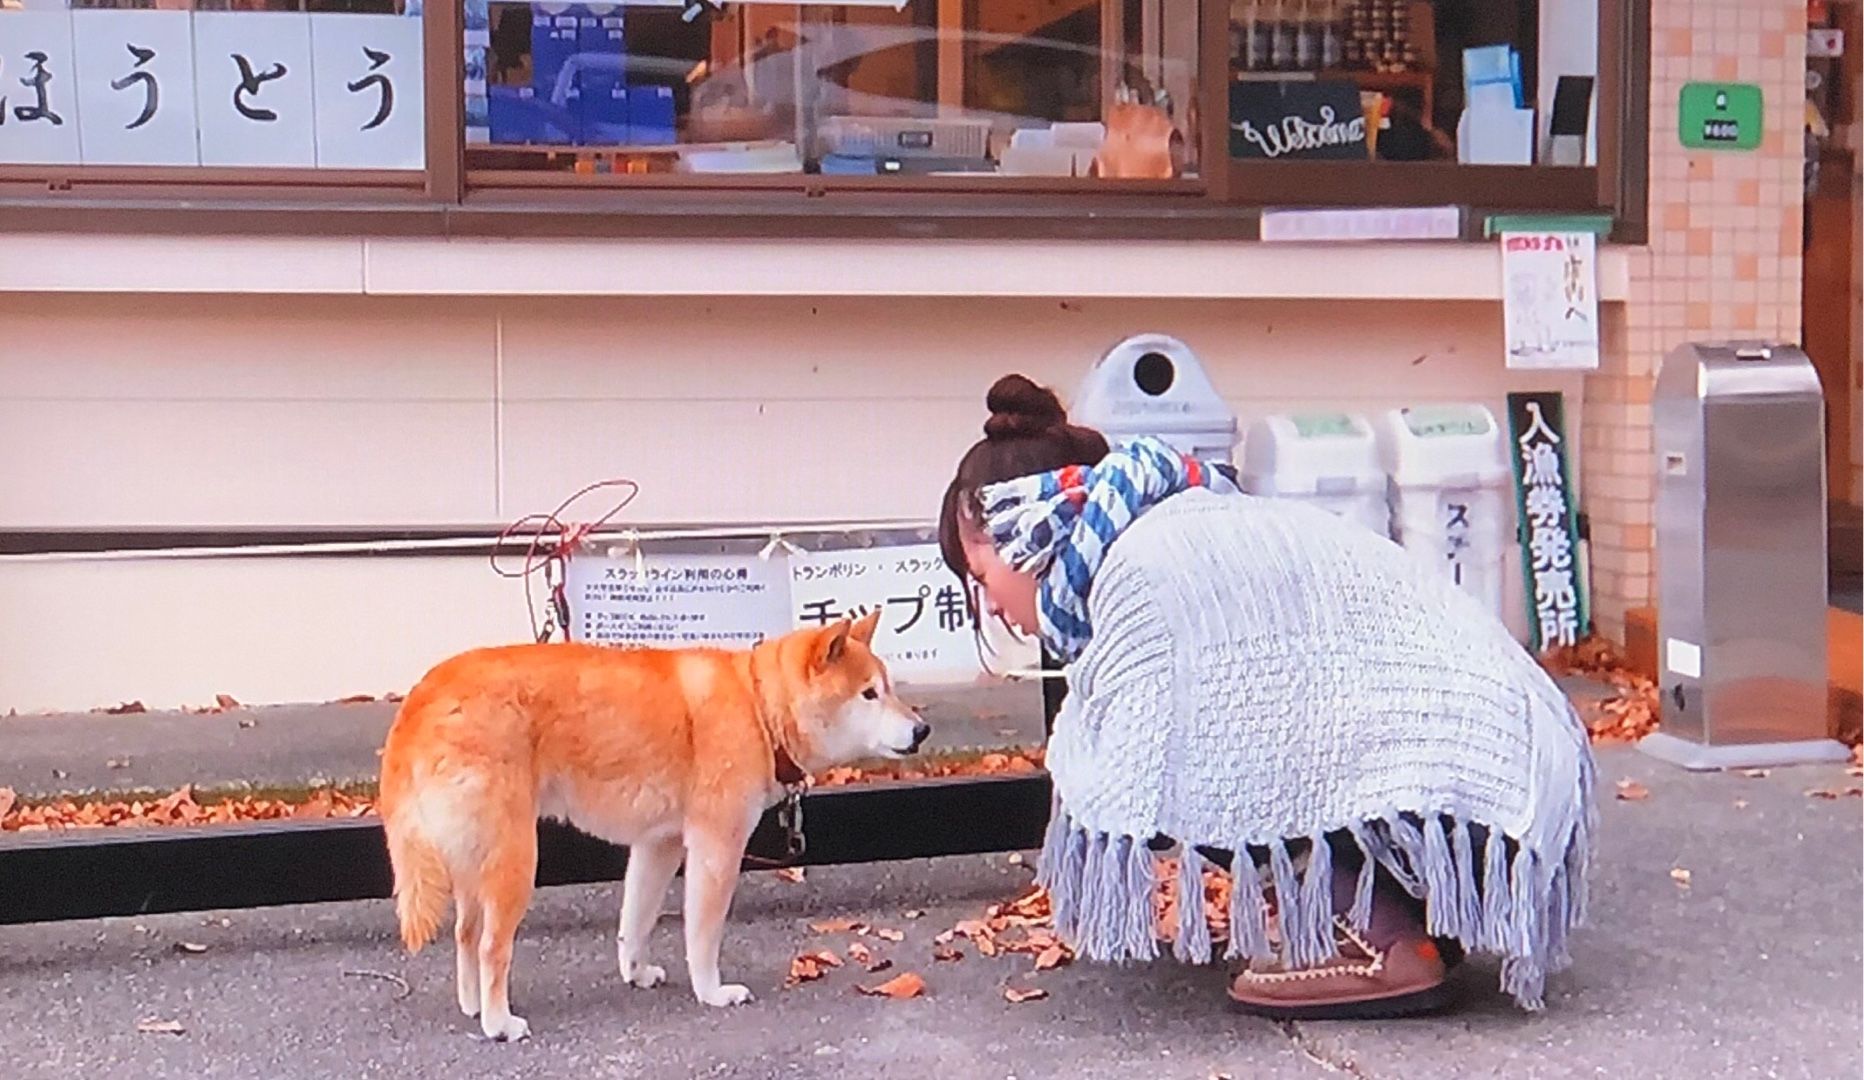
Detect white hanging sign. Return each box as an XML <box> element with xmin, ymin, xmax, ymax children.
<box><xmin>565</xmin><ymin>551</ymin><xmax>791</xmax><ymax>649</ymax></box>
<box><xmin>309</xmin><ymin>13</ymin><xmax>425</xmax><ymax>170</ymax></box>
<box><xmin>1501</xmin><ymin>231</ymin><xmax>1601</xmax><ymax>371</ymax></box>
<box><xmin>191</xmin><ymin>11</ymin><xmax>317</xmax><ymax>168</ymax></box>
<box><xmin>0</xmin><ymin>11</ymin><xmax>83</xmax><ymax>166</ymax></box>
<box><xmin>72</xmin><ymin>10</ymin><xmax>200</xmax><ymax>167</ymax></box>
<box><xmin>788</xmin><ymin>542</ymin><xmax>983</xmax><ymax>685</ymax></box>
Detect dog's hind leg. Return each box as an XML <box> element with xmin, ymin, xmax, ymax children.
<box><xmin>454</xmin><ymin>888</ymin><xmax>482</xmax><ymax>1018</ymax></box>
<box><xmin>681</xmin><ymin>826</ymin><xmax>754</xmax><ymax>1008</ymax></box>
<box><xmin>475</xmin><ymin>826</ymin><xmax>537</xmax><ymax>1041</ymax></box>
<box><xmin>617</xmin><ymin>834</ymin><xmax>683</xmax><ymax>990</ymax></box>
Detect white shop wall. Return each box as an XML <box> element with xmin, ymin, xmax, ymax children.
<box><xmin>0</xmin><ymin>293</ymin><xmax>1584</xmax><ymax>711</ymax></box>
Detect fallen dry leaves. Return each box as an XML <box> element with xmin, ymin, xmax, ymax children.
<box><xmin>1805</xmin><ymin>786</ymin><xmax>1864</xmax><ymax>800</ymax></box>
<box><xmin>1151</xmin><ymin>857</ymin><xmax>1236</xmax><ymax>947</ymax></box>
<box><xmin>136</xmin><ymin>1018</ymin><xmax>185</xmax><ymax>1035</ymax></box>
<box><xmin>815</xmin><ymin>749</ymin><xmax>1043</xmax><ymax>788</ymax></box>
<box><xmin>785</xmin><ymin>949</ymin><xmax>844</xmax><ymax>987</ymax></box>
<box><xmin>1542</xmin><ymin>638</ymin><xmax>1660</xmax><ymax>744</ymax></box>
<box><xmin>0</xmin><ymin>748</ymin><xmax>1049</xmax><ymax>836</ymax></box>
<box><xmin>846</xmin><ymin>941</ymin><xmax>890</xmax><ymax>973</ymax></box>
<box><xmin>0</xmin><ymin>784</ymin><xmax>374</xmax><ymax>833</ymax></box>
<box><xmin>856</xmin><ymin>972</ymin><xmax>925</xmax><ymax>999</ymax></box>
<box><xmin>1002</xmin><ymin>984</ymin><xmax>1048</xmax><ymax>1004</ymax></box>
<box><xmin>1614</xmin><ymin>779</ymin><xmax>1652</xmax><ymax>802</ymax></box>
<box><xmin>1670</xmin><ymin>868</ymin><xmax>1693</xmax><ymax>889</ymax></box>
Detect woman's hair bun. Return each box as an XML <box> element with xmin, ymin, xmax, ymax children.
<box><xmin>983</xmin><ymin>374</ymin><xmax>1068</xmax><ymax>441</ymax></box>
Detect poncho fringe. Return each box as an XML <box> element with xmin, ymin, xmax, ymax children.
<box><xmin>1036</xmin><ymin>753</ymin><xmax>1597</xmax><ymax>1011</ymax></box>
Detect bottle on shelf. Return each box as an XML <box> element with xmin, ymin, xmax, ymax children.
<box><xmin>1294</xmin><ymin>0</ymin><xmax>1319</xmax><ymax>72</ymax></box>
<box><xmin>1264</xmin><ymin>0</ymin><xmax>1293</xmax><ymax>72</ymax></box>
<box><xmin>1321</xmin><ymin>0</ymin><xmax>1344</xmax><ymax>70</ymax></box>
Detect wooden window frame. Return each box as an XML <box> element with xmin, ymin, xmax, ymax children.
<box><xmin>0</xmin><ymin>0</ymin><xmax>1647</xmax><ymax>243</ymax></box>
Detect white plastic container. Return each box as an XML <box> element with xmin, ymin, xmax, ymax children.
<box><xmin>1374</xmin><ymin>404</ymin><xmax>1519</xmax><ymax>634</ymax></box>
<box><xmin>1241</xmin><ymin>411</ymin><xmax>1390</xmax><ymax>538</ymax></box>
<box><xmin>1071</xmin><ymin>333</ymin><xmax>1238</xmax><ymax>462</ymax></box>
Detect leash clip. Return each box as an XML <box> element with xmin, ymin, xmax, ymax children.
<box><xmin>777</xmin><ymin>787</ymin><xmax>806</xmax><ymax>860</ymax></box>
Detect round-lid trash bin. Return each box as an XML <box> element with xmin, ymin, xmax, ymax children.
<box><xmin>1374</xmin><ymin>404</ymin><xmax>1520</xmax><ymax>636</ymax></box>
<box><xmin>1240</xmin><ymin>411</ymin><xmax>1391</xmax><ymax>538</ymax></box>
<box><xmin>1071</xmin><ymin>334</ymin><xmax>1238</xmax><ymax>462</ymax></box>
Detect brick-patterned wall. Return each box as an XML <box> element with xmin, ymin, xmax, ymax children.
<box><xmin>1584</xmin><ymin>0</ymin><xmax>1809</xmax><ymax>642</ymax></box>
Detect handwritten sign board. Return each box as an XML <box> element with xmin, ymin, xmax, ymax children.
<box><xmin>0</xmin><ymin>9</ymin><xmax>424</xmax><ymax>168</ymax></box>
<box><xmin>789</xmin><ymin>543</ymin><xmax>982</xmax><ymax>685</ymax></box>
<box><xmin>565</xmin><ymin>552</ymin><xmax>791</xmax><ymax>650</ymax></box>
<box><xmin>1501</xmin><ymin>231</ymin><xmax>1601</xmax><ymax>370</ymax></box>
<box><xmin>1506</xmin><ymin>391</ymin><xmax>1588</xmax><ymax>651</ymax></box>
<box><xmin>1229</xmin><ymin>79</ymin><xmax>1367</xmax><ymax>160</ymax></box>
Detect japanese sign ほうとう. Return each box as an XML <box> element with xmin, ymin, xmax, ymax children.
<box><xmin>1506</xmin><ymin>392</ymin><xmax>1588</xmax><ymax>651</ymax></box>
<box><xmin>0</xmin><ymin>9</ymin><xmax>423</xmax><ymax>169</ymax></box>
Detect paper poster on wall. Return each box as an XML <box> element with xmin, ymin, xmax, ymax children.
<box><xmin>565</xmin><ymin>551</ymin><xmax>790</xmax><ymax>649</ymax></box>
<box><xmin>192</xmin><ymin>11</ymin><xmax>317</xmax><ymax>168</ymax></box>
<box><xmin>1501</xmin><ymin>231</ymin><xmax>1600</xmax><ymax>370</ymax></box>
<box><xmin>72</xmin><ymin>10</ymin><xmax>200</xmax><ymax>167</ymax></box>
<box><xmin>0</xmin><ymin>12</ymin><xmax>84</xmax><ymax>166</ymax></box>
<box><xmin>788</xmin><ymin>543</ymin><xmax>982</xmax><ymax>684</ymax></box>
<box><xmin>309</xmin><ymin>13</ymin><xmax>424</xmax><ymax>169</ymax></box>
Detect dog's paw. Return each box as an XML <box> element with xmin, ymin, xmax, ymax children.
<box><xmin>480</xmin><ymin>1013</ymin><xmax>531</xmax><ymax>1042</ymax></box>
<box><xmin>697</xmin><ymin>984</ymin><xmax>754</xmax><ymax>1008</ymax></box>
<box><xmin>622</xmin><ymin>963</ymin><xmax>667</xmax><ymax>990</ymax></box>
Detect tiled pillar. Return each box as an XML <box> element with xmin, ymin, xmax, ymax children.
<box><xmin>1585</xmin><ymin>0</ymin><xmax>1808</xmax><ymax>642</ymax></box>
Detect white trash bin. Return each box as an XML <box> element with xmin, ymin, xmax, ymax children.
<box><xmin>1374</xmin><ymin>404</ymin><xmax>1518</xmax><ymax>633</ymax></box>
<box><xmin>1240</xmin><ymin>411</ymin><xmax>1391</xmax><ymax>538</ymax></box>
<box><xmin>1071</xmin><ymin>333</ymin><xmax>1238</xmax><ymax>462</ymax></box>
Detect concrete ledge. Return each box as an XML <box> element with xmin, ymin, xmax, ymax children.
<box><xmin>0</xmin><ymin>234</ymin><xmax>1636</xmax><ymax>302</ymax></box>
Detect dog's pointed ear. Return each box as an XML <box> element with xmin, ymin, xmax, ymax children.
<box><xmin>814</xmin><ymin>618</ymin><xmax>853</xmax><ymax>671</ymax></box>
<box><xmin>850</xmin><ymin>608</ymin><xmax>882</xmax><ymax>646</ymax></box>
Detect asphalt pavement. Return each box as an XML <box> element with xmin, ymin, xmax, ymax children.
<box><xmin>1</xmin><ymin>744</ymin><xmax>1858</xmax><ymax>1080</ymax></box>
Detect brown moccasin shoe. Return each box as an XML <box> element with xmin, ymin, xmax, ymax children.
<box><xmin>1227</xmin><ymin>913</ymin><xmax>1453</xmax><ymax>1020</ymax></box>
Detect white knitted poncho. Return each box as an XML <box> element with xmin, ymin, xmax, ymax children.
<box><xmin>1036</xmin><ymin>488</ymin><xmax>1597</xmax><ymax>1010</ymax></box>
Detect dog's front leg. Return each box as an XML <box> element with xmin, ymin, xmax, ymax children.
<box><xmin>617</xmin><ymin>834</ymin><xmax>683</xmax><ymax>989</ymax></box>
<box><xmin>681</xmin><ymin>829</ymin><xmax>753</xmax><ymax>1007</ymax></box>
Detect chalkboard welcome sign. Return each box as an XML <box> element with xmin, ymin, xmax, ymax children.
<box><xmin>1230</xmin><ymin>80</ymin><xmax>1368</xmax><ymax>160</ymax></box>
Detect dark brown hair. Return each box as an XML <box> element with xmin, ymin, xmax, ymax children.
<box><xmin>937</xmin><ymin>374</ymin><xmax>1110</xmax><ymax>578</ymax></box>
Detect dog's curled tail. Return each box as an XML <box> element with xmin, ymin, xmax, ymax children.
<box><xmin>385</xmin><ymin>818</ymin><xmax>451</xmax><ymax>954</ymax></box>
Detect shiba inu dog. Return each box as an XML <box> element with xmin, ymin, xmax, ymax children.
<box><xmin>378</xmin><ymin>610</ymin><xmax>928</xmax><ymax>1040</ymax></box>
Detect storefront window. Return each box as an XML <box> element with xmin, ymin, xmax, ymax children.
<box><xmin>462</xmin><ymin>0</ymin><xmax>1200</xmax><ymax>182</ymax></box>
<box><xmin>1226</xmin><ymin>0</ymin><xmax>1597</xmax><ymax>169</ymax></box>
<box><xmin>0</xmin><ymin>0</ymin><xmax>425</xmax><ymax>170</ymax></box>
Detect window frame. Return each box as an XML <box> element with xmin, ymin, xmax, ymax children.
<box><xmin>0</xmin><ymin>0</ymin><xmax>1649</xmax><ymax>243</ymax></box>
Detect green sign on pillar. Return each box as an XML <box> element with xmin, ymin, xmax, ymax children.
<box><xmin>1677</xmin><ymin>82</ymin><xmax>1763</xmax><ymax>150</ymax></box>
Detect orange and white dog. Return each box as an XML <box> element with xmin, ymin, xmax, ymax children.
<box><xmin>378</xmin><ymin>610</ymin><xmax>928</xmax><ymax>1041</ymax></box>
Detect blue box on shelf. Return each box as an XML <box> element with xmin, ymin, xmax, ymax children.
<box><xmin>628</xmin><ymin>84</ymin><xmax>676</xmax><ymax>145</ymax></box>
<box><xmin>531</xmin><ymin>4</ymin><xmax>584</xmax><ymax>97</ymax></box>
<box><xmin>580</xmin><ymin>6</ymin><xmax>625</xmax><ymax>53</ymax></box>
<box><xmin>580</xmin><ymin>78</ymin><xmax>630</xmax><ymax>144</ymax></box>
<box><xmin>489</xmin><ymin>84</ymin><xmax>578</xmax><ymax>145</ymax></box>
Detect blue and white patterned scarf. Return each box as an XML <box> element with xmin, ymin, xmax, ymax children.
<box><xmin>978</xmin><ymin>436</ymin><xmax>1239</xmax><ymax>662</ymax></box>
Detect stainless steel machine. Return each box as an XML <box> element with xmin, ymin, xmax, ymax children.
<box><xmin>1640</xmin><ymin>341</ymin><xmax>1850</xmax><ymax>770</ymax></box>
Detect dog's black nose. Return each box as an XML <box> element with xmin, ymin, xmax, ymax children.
<box><xmin>909</xmin><ymin>721</ymin><xmax>932</xmax><ymax>751</ymax></box>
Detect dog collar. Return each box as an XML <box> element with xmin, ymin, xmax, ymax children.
<box><xmin>772</xmin><ymin>744</ymin><xmax>808</xmax><ymax>788</ymax></box>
